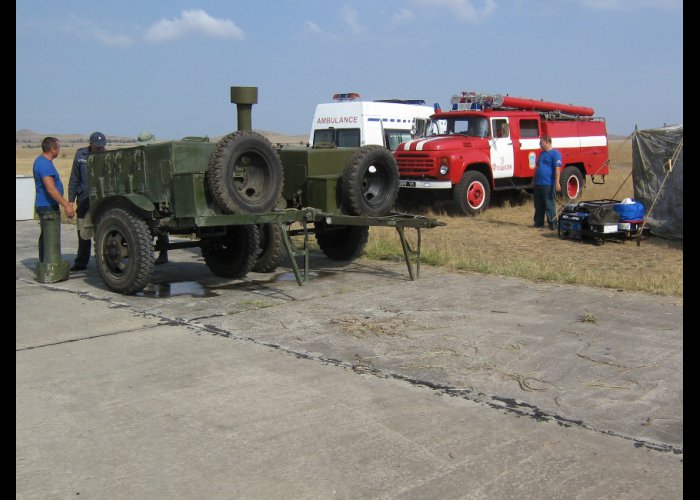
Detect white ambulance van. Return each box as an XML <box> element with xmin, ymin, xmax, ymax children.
<box><xmin>309</xmin><ymin>93</ymin><xmax>436</xmax><ymax>150</ymax></box>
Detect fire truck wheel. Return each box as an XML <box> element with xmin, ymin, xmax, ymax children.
<box><xmin>252</xmin><ymin>223</ymin><xmax>285</xmax><ymax>273</ymax></box>
<box><xmin>207</xmin><ymin>130</ymin><xmax>284</xmax><ymax>214</ymax></box>
<box><xmin>560</xmin><ymin>166</ymin><xmax>584</xmax><ymax>201</ymax></box>
<box><xmin>341</xmin><ymin>145</ymin><xmax>399</xmax><ymax>216</ymax></box>
<box><xmin>315</xmin><ymin>219</ymin><xmax>369</xmax><ymax>261</ymax></box>
<box><xmin>453</xmin><ymin>171</ymin><xmax>490</xmax><ymax>215</ymax></box>
<box><xmin>201</xmin><ymin>224</ymin><xmax>259</xmax><ymax>278</ymax></box>
<box><xmin>94</xmin><ymin>207</ymin><xmax>154</xmax><ymax>295</ymax></box>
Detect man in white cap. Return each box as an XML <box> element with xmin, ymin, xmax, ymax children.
<box><xmin>68</xmin><ymin>131</ymin><xmax>106</xmax><ymax>271</ymax></box>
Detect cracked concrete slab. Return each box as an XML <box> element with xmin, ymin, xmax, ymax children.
<box><xmin>16</xmin><ymin>220</ymin><xmax>682</xmax><ymax>498</ymax></box>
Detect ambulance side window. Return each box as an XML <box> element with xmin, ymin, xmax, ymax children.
<box><xmin>313</xmin><ymin>128</ymin><xmax>360</xmax><ymax>147</ymax></box>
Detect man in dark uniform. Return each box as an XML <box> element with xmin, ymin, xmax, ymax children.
<box><xmin>68</xmin><ymin>131</ymin><xmax>106</xmax><ymax>271</ymax></box>
<box><xmin>68</xmin><ymin>131</ymin><xmax>169</xmax><ymax>271</ymax></box>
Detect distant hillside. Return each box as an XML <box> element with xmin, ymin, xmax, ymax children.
<box><xmin>17</xmin><ymin>128</ymin><xmax>627</xmax><ymax>146</ymax></box>
<box><xmin>16</xmin><ymin>129</ymin><xmax>308</xmax><ymax>146</ymax></box>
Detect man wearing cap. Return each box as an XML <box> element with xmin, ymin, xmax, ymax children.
<box><xmin>68</xmin><ymin>131</ymin><xmax>106</xmax><ymax>271</ymax></box>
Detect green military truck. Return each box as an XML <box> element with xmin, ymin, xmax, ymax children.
<box><xmin>80</xmin><ymin>86</ymin><xmax>443</xmax><ymax>294</ymax></box>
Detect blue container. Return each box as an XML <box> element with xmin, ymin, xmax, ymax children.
<box><xmin>614</xmin><ymin>200</ymin><xmax>645</xmax><ymax>221</ymax></box>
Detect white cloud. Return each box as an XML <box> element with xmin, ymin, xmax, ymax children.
<box><xmin>90</xmin><ymin>27</ymin><xmax>133</xmax><ymax>48</ymax></box>
<box><xmin>305</xmin><ymin>20</ymin><xmax>323</xmax><ymax>34</ymax></box>
<box><xmin>62</xmin><ymin>12</ymin><xmax>134</xmax><ymax>47</ymax></box>
<box><xmin>580</xmin><ymin>0</ymin><xmax>680</xmax><ymax>8</ymax></box>
<box><xmin>409</xmin><ymin>0</ymin><xmax>496</xmax><ymax>22</ymax></box>
<box><xmin>145</xmin><ymin>9</ymin><xmax>244</xmax><ymax>43</ymax></box>
<box><xmin>391</xmin><ymin>8</ymin><xmax>415</xmax><ymax>25</ymax></box>
<box><xmin>340</xmin><ymin>5</ymin><xmax>363</xmax><ymax>34</ymax></box>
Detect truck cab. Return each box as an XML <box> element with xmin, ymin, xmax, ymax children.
<box><xmin>309</xmin><ymin>93</ymin><xmax>435</xmax><ymax>151</ymax></box>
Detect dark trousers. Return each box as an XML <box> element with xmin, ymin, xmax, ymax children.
<box><xmin>74</xmin><ymin>200</ymin><xmax>92</xmax><ymax>267</ymax></box>
<box><xmin>37</xmin><ymin>206</ymin><xmax>60</xmax><ymax>263</ymax></box>
<box><xmin>533</xmin><ymin>185</ymin><xmax>557</xmax><ymax>227</ymax></box>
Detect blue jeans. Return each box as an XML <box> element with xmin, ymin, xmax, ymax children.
<box><xmin>36</xmin><ymin>206</ymin><xmax>60</xmax><ymax>263</ymax></box>
<box><xmin>533</xmin><ymin>185</ymin><xmax>556</xmax><ymax>227</ymax></box>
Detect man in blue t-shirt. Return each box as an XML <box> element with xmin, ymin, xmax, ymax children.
<box><xmin>33</xmin><ymin>137</ymin><xmax>75</xmax><ymax>262</ymax></box>
<box><xmin>530</xmin><ymin>135</ymin><xmax>562</xmax><ymax>229</ymax></box>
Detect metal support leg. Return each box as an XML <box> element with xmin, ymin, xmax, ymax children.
<box><xmin>396</xmin><ymin>226</ymin><xmax>422</xmax><ymax>280</ymax></box>
<box><xmin>277</xmin><ymin>220</ymin><xmax>310</xmax><ymax>286</ymax></box>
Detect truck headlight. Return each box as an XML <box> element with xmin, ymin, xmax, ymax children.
<box><xmin>439</xmin><ymin>158</ymin><xmax>449</xmax><ymax>176</ymax></box>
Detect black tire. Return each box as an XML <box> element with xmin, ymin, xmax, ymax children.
<box><xmin>207</xmin><ymin>130</ymin><xmax>284</xmax><ymax>214</ymax></box>
<box><xmin>508</xmin><ymin>189</ymin><xmax>530</xmax><ymax>207</ymax></box>
<box><xmin>201</xmin><ymin>225</ymin><xmax>259</xmax><ymax>278</ymax></box>
<box><xmin>94</xmin><ymin>207</ymin><xmax>154</xmax><ymax>294</ymax></box>
<box><xmin>560</xmin><ymin>166</ymin><xmax>584</xmax><ymax>202</ymax></box>
<box><xmin>341</xmin><ymin>145</ymin><xmax>399</xmax><ymax>216</ymax></box>
<box><xmin>315</xmin><ymin>219</ymin><xmax>369</xmax><ymax>261</ymax></box>
<box><xmin>453</xmin><ymin>170</ymin><xmax>490</xmax><ymax>215</ymax></box>
<box><xmin>252</xmin><ymin>223</ymin><xmax>285</xmax><ymax>273</ymax></box>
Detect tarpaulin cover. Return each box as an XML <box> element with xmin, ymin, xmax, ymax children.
<box><xmin>631</xmin><ymin>124</ymin><xmax>683</xmax><ymax>239</ymax></box>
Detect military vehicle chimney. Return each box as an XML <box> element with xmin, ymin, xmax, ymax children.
<box><xmin>230</xmin><ymin>86</ymin><xmax>258</xmax><ymax>131</ymax></box>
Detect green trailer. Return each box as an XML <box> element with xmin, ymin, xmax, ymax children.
<box><xmin>80</xmin><ymin>86</ymin><xmax>444</xmax><ymax>294</ymax></box>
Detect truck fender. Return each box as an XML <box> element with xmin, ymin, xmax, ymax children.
<box><xmin>453</xmin><ymin>152</ymin><xmax>492</xmax><ymax>185</ymax></box>
<box><xmin>82</xmin><ymin>194</ymin><xmax>157</xmax><ymax>239</ymax></box>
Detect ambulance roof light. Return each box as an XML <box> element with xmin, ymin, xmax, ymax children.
<box><xmin>333</xmin><ymin>92</ymin><xmax>361</xmax><ymax>102</ymax></box>
<box><xmin>373</xmin><ymin>99</ymin><xmax>427</xmax><ymax>105</ymax></box>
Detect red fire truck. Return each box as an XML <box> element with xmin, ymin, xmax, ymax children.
<box><xmin>395</xmin><ymin>91</ymin><xmax>609</xmax><ymax>215</ymax></box>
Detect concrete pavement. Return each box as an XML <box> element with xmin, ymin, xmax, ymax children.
<box><xmin>16</xmin><ymin>220</ymin><xmax>683</xmax><ymax>498</ymax></box>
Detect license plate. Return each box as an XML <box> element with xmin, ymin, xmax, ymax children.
<box><xmin>618</xmin><ymin>222</ymin><xmax>631</xmax><ymax>230</ymax></box>
<box><xmin>400</xmin><ymin>180</ymin><xmax>416</xmax><ymax>187</ymax></box>
<box><xmin>603</xmin><ymin>225</ymin><xmax>618</xmax><ymax>233</ymax></box>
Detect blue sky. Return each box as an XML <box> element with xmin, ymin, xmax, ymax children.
<box><xmin>16</xmin><ymin>0</ymin><xmax>682</xmax><ymax>139</ymax></box>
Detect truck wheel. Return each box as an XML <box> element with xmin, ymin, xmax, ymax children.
<box><xmin>252</xmin><ymin>223</ymin><xmax>285</xmax><ymax>273</ymax></box>
<box><xmin>201</xmin><ymin>225</ymin><xmax>259</xmax><ymax>278</ymax></box>
<box><xmin>341</xmin><ymin>145</ymin><xmax>399</xmax><ymax>216</ymax></box>
<box><xmin>94</xmin><ymin>207</ymin><xmax>154</xmax><ymax>294</ymax></box>
<box><xmin>315</xmin><ymin>219</ymin><xmax>369</xmax><ymax>261</ymax></box>
<box><xmin>453</xmin><ymin>171</ymin><xmax>490</xmax><ymax>215</ymax></box>
<box><xmin>560</xmin><ymin>166</ymin><xmax>584</xmax><ymax>201</ymax></box>
<box><xmin>207</xmin><ymin>130</ymin><xmax>284</xmax><ymax>214</ymax></box>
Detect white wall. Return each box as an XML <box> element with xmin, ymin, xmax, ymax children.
<box><xmin>16</xmin><ymin>176</ymin><xmax>35</xmax><ymax>220</ymax></box>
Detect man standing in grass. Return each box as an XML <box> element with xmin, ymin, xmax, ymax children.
<box><xmin>68</xmin><ymin>131</ymin><xmax>106</xmax><ymax>271</ymax></box>
<box><xmin>531</xmin><ymin>135</ymin><xmax>562</xmax><ymax>230</ymax></box>
<box><xmin>33</xmin><ymin>137</ymin><xmax>75</xmax><ymax>262</ymax></box>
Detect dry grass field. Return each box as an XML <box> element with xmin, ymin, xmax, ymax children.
<box><xmin>16</xmin><ymin>137</ymin><xmax>682</xmax><ymax>296</ymax></box>
<box><xmin>366</xmin><ymin>139</ymin><xmax>683</xmax><ymax>296</ymax></box>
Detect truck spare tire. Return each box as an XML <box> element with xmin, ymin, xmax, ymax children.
<box><xmin>207</xmin><ymin>130</ymin><xmax>284</xmax><ymax>214</ymax></box>
<box><xmin>341</xmin><ymin>145</ymin><xmax>399</xmax><ymax>216</ymax></box>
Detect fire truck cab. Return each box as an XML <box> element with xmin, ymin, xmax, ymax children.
<box><xmin>395</xmin><ymin>91</ymin><xmax>609</xmax><ymax>215</ymax></box>
<box><xmin>309</xmin><ymin>93</ymin><xmax>435</xmax><ymax>151</ymax></box>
